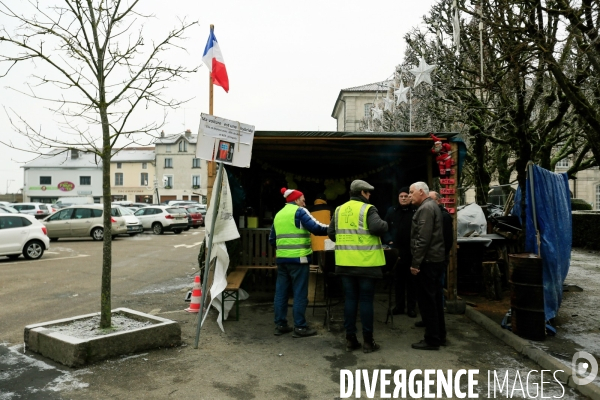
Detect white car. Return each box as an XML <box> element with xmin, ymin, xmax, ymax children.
<box><xmin>0</xmin><ymin>213</ymin><xmax>50</xmax><ymax>260</ymax></box>
<box><xmin>0</xmin><ymin>205</ymin><xmax>20</xmax><ymax>214</ymax></box>
<box><xmin>111</xmin><ymin>206</ymin><xmax>143</xmax><ymax>236</ymax></box>
<box><xmin>133</xmin><ymin>206</ymin><xmax>188</xmax><ymax>235</ymax></box>
<box><xmin>10</xmin><ymin>203</ymin><xmax>52</xmax><ymax>219</ymax></box>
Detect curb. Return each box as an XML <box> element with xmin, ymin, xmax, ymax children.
<box><xmin>464</xmin><ymin>306</ymin><xmax>600</xmax><ymax>400</ymax></box>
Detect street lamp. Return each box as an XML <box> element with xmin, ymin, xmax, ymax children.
<box><xmin>6</xmin><ymin>179</ymin><xmax>14</xmax><ymax>195</ymax></box>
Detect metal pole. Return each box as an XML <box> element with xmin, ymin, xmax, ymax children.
<box><xmin>527</xmin><ymin>162</ymin><xmax>541</xmax><ymax>256</ymax></box>
<box><xmin>193</xmin><ymin>161</ymin><xmax>225</xmax><ymax>348</ymax></box>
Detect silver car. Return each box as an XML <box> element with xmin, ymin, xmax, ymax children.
<box><xmin>42</xmin><ymin>205</ymin><xmax>127</xmax><ymax>241</ymax></box>
<box><xmin>111</xmin><ymin>206</ymin><xmax>143</xmax><ymax>236</ymax></box>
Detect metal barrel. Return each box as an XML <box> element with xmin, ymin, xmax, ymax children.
<box><xmin>508</xmin><ymin>253</ymin><xmax>546</xmax><ymax>341</ymax></box>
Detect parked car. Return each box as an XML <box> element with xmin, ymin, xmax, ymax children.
<box><xmin>10</xmin><ymin>203</ymin><xmax>52</xmax><ymax>219</ymax></box>
<box><xmin>55</xmin><ymin>196</ymin><xmax>95</xmax><ymax>207</ymax></box>
<box><xmin>0</xmin><ymin>205</ymin><xmax>20</xmax><ymax>214</ymax></box>
<box><xmin>42</xmin><ymin>205</ymin><xmax>127</xmax><ymax>241</ymax></box>
<box><xmin>111</xmin><ymin>206</ymin><xmax>143</xmax><ymax>236</ymax></box>
<box><xmin>133</xmin><ymin>206</ymin><xmax>188</xmax><ymax>235</ymax></box>
<box><xmin>0</xmin><ymin>213</ymin><xmax>49</xmax><ymax>260</ymax></box>
<box><xmin>179</xmin><ymin>205</ymin><xmax>204</xmax><ymax>228</ymax></box>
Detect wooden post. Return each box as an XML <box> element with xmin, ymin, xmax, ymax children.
<box><xmin>206</xmin><ymin>24</ymin><xmax>216</xmax><ymax>207</ymax></box>
<box><xmin>446</xmin><ymin>142</ymin><xmax>459</xmax><ymax>301</ymax></box>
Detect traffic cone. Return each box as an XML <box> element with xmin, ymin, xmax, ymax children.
<box><xmin>185</xmin><ymin>275</ymin><xmax>202</xmax><ymax>313</ymax></box>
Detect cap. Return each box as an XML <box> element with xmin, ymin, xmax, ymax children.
<box><xmin>350</xmin><ymin>180</ymin><xmax>374</xmax><ymax>192</ymax></box>
<box><xmin>281</xmin><ymin>187</ymin><xmax>303</xmax><ymax>202</ymax></box>
<box><xmin>398</xmin><ymin>186</ymin><xmax>410</xmax><ymax>195</ymax></box>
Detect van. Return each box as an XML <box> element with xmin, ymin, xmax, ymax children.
<box><xmin>55</xmin><ymin>196</ymin><xmax>95</xmax><ymax>207</ymax></box>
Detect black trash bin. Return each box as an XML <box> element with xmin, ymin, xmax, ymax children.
<box><xmin>509</xmin><ymin>253</ymin><xmax>545</xmax><ymax>341</ymax></box>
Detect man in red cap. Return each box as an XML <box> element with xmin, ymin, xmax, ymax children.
<box><xmin>269</xmin><ymin>188</ymin><xmax>329</xmax><ymax>338</ymax></box>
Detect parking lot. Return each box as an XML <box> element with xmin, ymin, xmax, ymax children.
<box><xmin>0</xmin><ymin>229</ymin><xmax>205</xmax><ymax>345</ymax></box>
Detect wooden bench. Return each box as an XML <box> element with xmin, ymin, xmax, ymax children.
<box><xmin>238</xmin><ymin>228</ymin><xmax>276</xmax><ymax>269</ymax></box>
<box><xmin>221</xmin><ymin>267</ymin><xmax>249</xmax><ymax>321</ymax></box>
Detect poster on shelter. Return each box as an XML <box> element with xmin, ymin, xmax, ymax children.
<box><xmin>196</xmin><ymin>113</ymin><xmax>254</xmax><ymax>168</ymax></box>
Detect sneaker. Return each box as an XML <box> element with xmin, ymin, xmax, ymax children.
<box><xmin>292</xmin><ymin>327</ymin><xmax>317</xmax><ymax>338</ymax></box>
<box><xmin>274</xmin><ymin>325</ymin><xmax>294</xmax><ymax>336</ymax></box>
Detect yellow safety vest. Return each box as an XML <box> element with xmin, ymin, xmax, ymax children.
<box><xmin>334</xmin><ymin>200</ymin><xmax>385</xmax><ymax>267</ymax></box>
<box><xmin>274</xmin><ymin>204</ymin><xmax>312</xmax><ymax>258</ymax></box>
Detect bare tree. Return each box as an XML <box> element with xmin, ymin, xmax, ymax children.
<box><xmin>0</xmin><ymin>0</ymin><xmax>198</xmax><ymax>328</ymax></box>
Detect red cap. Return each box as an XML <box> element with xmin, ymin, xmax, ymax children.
<box><xmin>281</xmin><ymin>187</ymin><xmax>303</xmax><ymax>202</ymax></box>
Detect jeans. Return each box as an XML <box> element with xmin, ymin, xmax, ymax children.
<box><xmin>274</xmin><ymin>263</ymin><xmax>310</xmax><ymax>328</ymax></box>
<box><xmin>416</xmin><ymin>261</ymin><xmax>447</xmax><ymax>346</ymax></box>
<box><xmin>341</xmin><ymin>275</ymin><xmax>376</xmax><ymax>336</ymax></box>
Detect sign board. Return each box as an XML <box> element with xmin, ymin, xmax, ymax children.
<box><xmin>440</xmin><ymin>178</ymin><xmax>455</xmax><ymax>185</ymax></box>
<box><xmin>440</xmin><ymin>188</ymin><xmax>455</xmax><ymax>195</ymax></box>
<box><xmin>196</xmin><ymin>113</ymin><xmax>255</xmax><ymax>168</ymax></box>
<box><xmin>441</xmin><ymin>197</ymin><xmax>456</xmax><ymax>204</ymax></box>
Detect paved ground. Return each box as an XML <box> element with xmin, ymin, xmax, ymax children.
<box><xmin>0</xmin><ymin>231</ymin><xmax>596</xmax><ymax>399</ymax></box>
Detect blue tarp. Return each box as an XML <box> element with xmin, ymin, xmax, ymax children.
<box><xmin>511</xmin><ymin>165</ymin><xmax>572</xmax><ymax>321</ymax></box>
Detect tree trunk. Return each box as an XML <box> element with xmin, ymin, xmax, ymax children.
<box><xmin>100</xmin><ymin>104</ymin><xmax>112</xmax><ymax>329</ymax></box>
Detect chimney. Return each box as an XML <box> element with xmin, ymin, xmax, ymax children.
<box><xmin>160</xmin><ymin>130</ymin><xmax>165</xmax><ymax>138</ymax></box>
<box><xmin>185</xmin><ymin>129</ymin><xmax>191</xmax><ymax>138</ymax></box>
<box><xmin>71</xmin><ymin>149</ymin><xmax>79</xmax><ymax>159</ymax></box>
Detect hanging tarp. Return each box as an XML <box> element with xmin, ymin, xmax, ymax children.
<box><xmin>512</xmin><ymin>165</ymin><xmax>572</xmax><ymax>320</ymax></box>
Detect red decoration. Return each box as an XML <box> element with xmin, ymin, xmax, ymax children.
<box><xmin>440</xmin><ymin>178</ymin><xmax>455</xmax><ymax>185</ymax></box>
<box><xmin>441</xmin><ymin>197</ymin><xmax>455</xmax><ymax>204</ymax></box>
<box><xmin>440</xmin><ymin>188</ymin><xmax>455</xmax><ymax>195</ymax></box>
<box><xmin>446</xmin><ymin>208</ymin><xmax>456</xmax><ymax>214</ymax></box>
<box><xmin>430</xmin><ymin>133</ymin><xmax>453</xmax><ymax>175</ymax></box>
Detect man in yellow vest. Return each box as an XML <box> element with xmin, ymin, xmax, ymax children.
<box><xmin>269</xmin><ymin>187</ymin><xmax>329</xmax><ymax>338</ymax></box>
<box><xmin>327</xmin><ymin>180</ymin><xmax>388</xmax><ymax>353</ymax></box>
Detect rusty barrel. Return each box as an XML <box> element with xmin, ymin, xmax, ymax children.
<box><xmin>508</xmin><ymin>253</ymin><xmax>546</xmax><ymax>341</ymax></box>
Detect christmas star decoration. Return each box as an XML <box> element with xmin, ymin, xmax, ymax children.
<box><xmin>409</xmin><ymin>57</ymin><xmax>437</xmax><ymax>87</ymax></box>
<box><xmin>383</xmin><ymin>94</ymin><xmax>394</xmax><ymax>112</ymax></box>
<box><xmin>371</xmin><ymin>105</ymin><xmax>383</xmax><ymax>121</ymax></box>
<box><xmin>394</xmin><ymin>81</ymin><xmax>410</xmax><ymax>105</ymax></box>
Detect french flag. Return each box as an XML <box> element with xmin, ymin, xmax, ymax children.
<box><xmin>202</xmin><ymin>29</ymin><xmax>229</xmax><ymax>93</ymax></box>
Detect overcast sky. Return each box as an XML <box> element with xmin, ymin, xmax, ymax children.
<box><xmin>0</xmin><ymin>0</ymin><xmax>437</xmax><ymax>195</ymax></box>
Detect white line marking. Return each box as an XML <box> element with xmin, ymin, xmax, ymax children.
<box><xmin>0</xmin><ymin>254</ymin><xmax>90</xmax><ymax>266</ymax></box>
<box><xmin>45</xmin><ymin>251</ymin><xmax>60</xmax><ymax>254</ymax></box>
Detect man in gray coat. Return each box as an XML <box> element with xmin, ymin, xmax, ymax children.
<box><xmin>409</xmin><ymin>182</ymin><xmax>447</xmax><ymax>350</ymax></box>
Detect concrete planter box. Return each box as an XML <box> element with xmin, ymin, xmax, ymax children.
<box><xmin>24</xmin><ymin>308</ymin><xmax>181</xmax><ymax>367</ymax></box>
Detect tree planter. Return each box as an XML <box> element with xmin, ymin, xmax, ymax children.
<box><xmin>24</xmin><ymin>308</ymin><xmax>181</xmax><ymax>367</ymax></box>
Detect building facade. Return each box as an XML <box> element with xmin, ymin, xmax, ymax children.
<box><xmin>22</xmin><ymin>149</ymin><xmax>103</xmax><ymax>203</ymax></box>
<box><xmin>154</xmin><ymin>130</ymin><xmax>207</xmax><ymax>204</ymax></box>
<box><xmin>110</xmin><ymin>148</ymin><xmax>156</xmax><ymax>203</ymax></box>
<box><xmin>331</xmin><ymin>81</ymin><xmax>393</xmax><ymax>132</ymax></box>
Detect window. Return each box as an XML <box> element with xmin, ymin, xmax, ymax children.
<box><xmin>115</xmin><ymin>173</ymin><xmax>123</xmax><ymax>186</ymax></box>
<box><xmin>179</xmin><ymin>141</ymin><xmax>188</xmax><ymax>152</ymax></box>
<box><xmin>40</xmin><ymin>176</ymin><xmax>51</xmax><ymax>185</ymax></box>
<box><xmin>80</xmin><ymin>176</ymin><xmax>91</xmax><ymax>185</ymax></box>
<box><xmin>192</xmin><ymin>175</ymin><xmax>201</xmax><ymax>188</ymax></box>
<box><xmin>164</xmin><ymin>175</ymin><xmax>173</xmax><ymax>187</ymax></box>
<box><xmin>165</xmin><ymin>158</ymin><xmax>173</xmax><ymax>168</ymax></box>
<box><xmin>192</xmin><ymin>158</ymin><xmax>201</xmax><ymax>168</ymax></box>
<box><xmin>142</xmin><ymin>162</ymin><xmax>148</xmax><ymax>169</ymax></box>
<box><xmin>117</xmin><ymin>162</ymin><xmax>122</xmax><ymax>169</ymax></box>
<box><xmin>73</xmin><ymin>208</ymin><xmax>92</xmax><ymax>219</ymax></box>
<box><xmin>364</xmin><ymin>103</ymin><xmax>373</xmax><ymax>119</ymax></box>
<box><xmin>91</xmin><ymin>209</ymin><xmax>103</xmax><ymax>218</ymax></box>
<box><xmin>49</xmin><ymin>208</ymin><xmax>73</xmax><ymax>221</ymax></box>
<box><xmin>166</xmin><ymin>145</ymin><xmax>172</xmax><ymax>153</ymax></box>
<box><xmin>0</xmin><ymin>216</ymin><xmax>32</xmax><ymax>229</ymax></box>
<box><xmin>556</xmin><ymin>158</ymin><xmax>569</xmax><ymax>169</ymax></box>
<box><xmin>141</xmin><ymin>173</ymin><xmax>148</xmax><ymax>186</ymax></box>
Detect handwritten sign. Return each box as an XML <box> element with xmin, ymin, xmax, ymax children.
<box><xmin>57</xmin><ymin>181</ymin><xmax>75</xmax><ymax>192</ymax></box>
<box><xmin>199</xmin><ymin>114</ymin><xmax>254</xmax><ymax>145</ymax></box>
<box><xmin>440</xmin><ymin>188</ymin><xmax>455</xmax><ymax>195</ymax></box>
<box><xmin>441</xmin><ymin>197</ymin><xmax>455</xmax><ymax>204</ymax></box>
<box><xmin>196</xmin><ymin>113</ymin><xmax>255</xmax><ymax>168</ymax></box>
